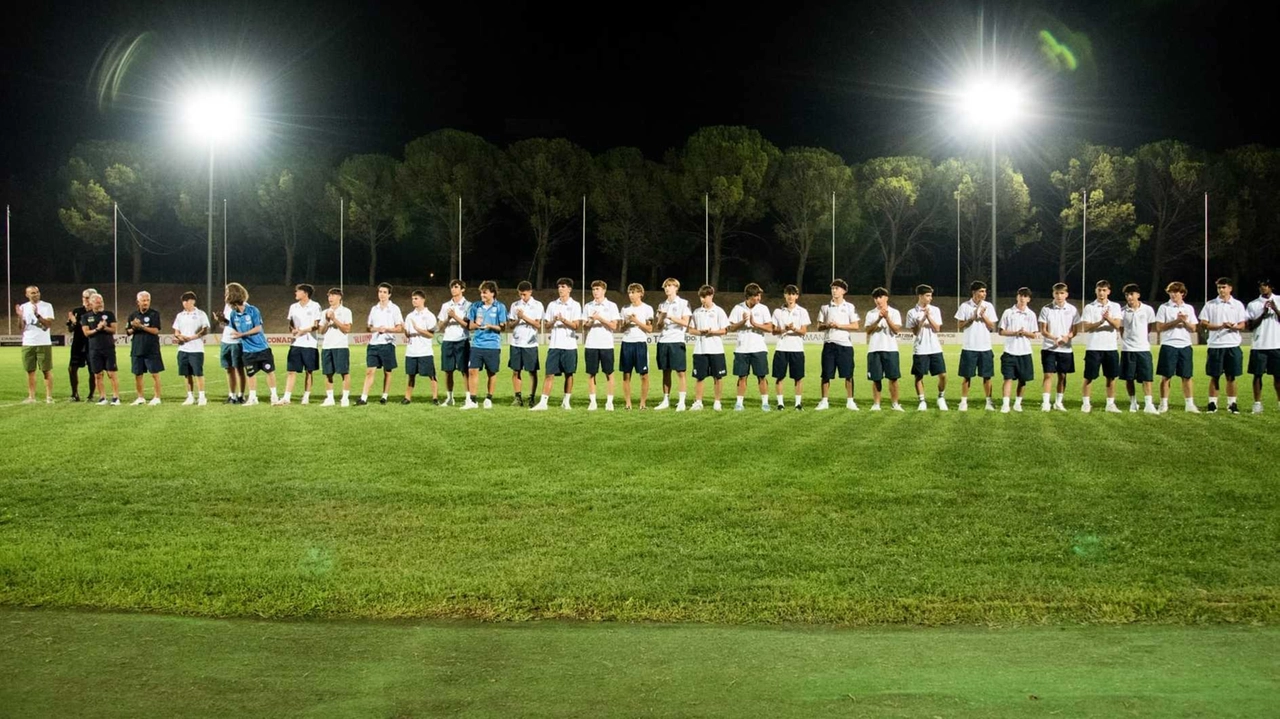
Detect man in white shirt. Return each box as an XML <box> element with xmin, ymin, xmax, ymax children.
<box><xmin>688</xmin><ymin>284</ymin><xmax>729</xmax><ymax>411</ymax></box>
<box><xmin>283</xmin><ymin>283</ymin><xmax>323</xmax><ymax>404</ymax></box>
<box><xmin>358</xmin><ymin>282</ymin><xmax>404</xmax><ymax>406</ymax></box>
<box><xmin>1118</xmin><ymin>283</ymin><xmax>1159</xmax><ymax>414</ymax></box>
<box><xmin>906</xmin><ymin>284</ymin><xmax>947</xmax><ymax>411</ymax></box>
<box><xmin>1247</xmin><ymin>278</ymin><xmax>1280</xmax><ymax>413</ymax></box>
<box><xmin>1038</xmin><ymin>283</ymin><xmax>1078</xmax><ymax>412</ymax></box>
<box><xmin>619</xmin><ymin>282</ymin><xmax>655</xmax><ymax>410</ymax></box>
<box><xmin>16</xmin><ymin>285</ymin><xmax>55</xmax><ymax>404</ymax></box>
<box><xmin>319</xmin><ymin>288</ymin><xmax>354</xmax><ymax>406</ymax></box>
<box><xmin>999</xmin><ymin>287</ymin><xmax>1039</xmax><ymax>413</ymax></box>
<box><xmin>506</xmin><ymin>280</ymin><xmax>544</xmax><ymax>407</ymax></box>
<box><xmin>727</xmin><ymin>283</ymin><xmax>774</xmax><ymax>411</ymax></box>
<box><xmin>1201</xmin><ymin>277</ymin><xmax>1248</xmax><ymax>414</ymax></box>
<box><xmin>402</xmin><ymin>289</ymin><xmax>439</xmax><ymax>405</ymax></box>
<box><xmin>172</xmin><ymin>291</ymin><xmax>211</xmax><ymax>405</ymax></box>
<box><xmin>771</xmin><ymin>284</ymin><xmax>810</xmax><ymax>410</ymax></box>
<box><xmin>955</xmin><ymin>280</ymin><xmax>997</xmax><ymax>411</ymax></box>
<box><xmin>864</xmin><ymin>287</ymin><xmax>904</xmax><ymax>411</ymax></box>
<box><xmin>436</xmin><ymin>279</ymin><xmax>472</xmax><ymax>406</ymax></box>
<box><xmin>531</xmin><ymin>278</ymin><xmax>582</xmax><ymax>411</ymax></box>
<box><xmin>1154</xmin><ymin>281</ymin><xmax>1199</xmax><ymax>413</ymax></box>
<box><xmin>1076</xmin><ymin>280</ymin><xmax>1124</xmax><ymax>413</ymax></box>
<box><xmin>815</xmin><ymin>279</ymin><xmax>859</xmax><ymax>411</ymax></box>
<box><xmin>216</xmin><ymin>297</ymin><xmax>247</xmax><ymax>404</ymax></box>
<box><xmin>652</xmin><ymin>278</ymin><xmax>691</xmax><ymax>411</ymax></box>
<box><xmin>582</xmin><ymin>280</ymin><xmax>621</xmax><ymax>411</ymax></box>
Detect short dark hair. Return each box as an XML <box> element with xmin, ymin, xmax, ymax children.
<box><xmin>915</xmin><ymin>284</ymin><xmax>933</xmax><ymax>296</ymax></box>
<box><xmin>1215</xmin><ymin>276</ymin><xmax>1233</xmax><ymax>287</ymax></box>
<box><xmin>591</xmin><ymin>280</ymin><xmax>607</xmax><ymax>291</ymax></box>
<box><xmin>411</xmin><ymin>289</ymin><xmax>426</xmax><ymax>299</ymax></box>
<box><xmin>871</xmin><ymin>287</ymin><xmax>889</xmax><ymax>299</ymax></box>
<box><xmin>1016</xmin><ymin>287</ymin><xmax>1032</xmax><ymax>299</ymax></box>
<box><xmin>698</xmin><ymin>284</ymin><xmax>715</xmax><ymax>298</ymax></box>
<box><xmin>517</xmin><ymin>281</ymin><xmax>532</xmax><ymax>292</ymax></box>
<box><xmin>327</xmin><ymin>287</ymin><xmax>343</xmax><ymax>298</ymax></box>
<box><xmin>1122</xmin><ymin>283</ymin><xmax>1141</xmax><ymax>295</ymax></box>
<box><xmin>783</xmin><ymin>284</ymin><xmax>799</xmax><ymax>295</ymax></box>
<box><xmin>479</xmin><ymin>280</ymin><xmax>498</xmax><ymax>294</ymax></box>
<box><xmin>449</xmin><ymin>279</ymin><xmax>465</xmax><ymax>290</ymax></box>
<box><xmin>295</xmin><ymin>283</ymin><xmax>314</xmax><ymax>298</ymax></box>
<box><xmin>1095</xmin><ymin>279</ymin><xmax>1111</xmax><ymax>289</ymax></box>
<box><xmin>377</xmin><ymin>282</ymin><xmax>393</xmax><ymax>293</ymax></box>
<box><xmin>627</xmin><ymin>283</ymin><xmax>644</xmax><ymax>293</ymax></box>
<box><xmin>1052</xmin><ymin>282</ymin><xmax>1068</xmax><ymax>293</ymax></box>
<box><xmin>557</xmin><ymin>277</ymin><xmax>574</xmax><ymax>289</ymax></box>
<box><xmin>180</xmin><ymin>291</ymin><xmax>197</xmax><ymax>302</ymax></box>
<box><xmin>830</xmin><ymin>278</ymin><xmax>849</xmax><ymax>291</ymax></box>
<box><xmin>1259</xmin><ymin>278</ymin><xmax>1273</xmax><ymax>290</ymax></box>
<box><xmin>744</xmin><ymin>282</ymin><xmax>763</xmax><ymax>298</ymax></box>
<box><xmin>969</xmin><ymin>281</ymin><xmax>987</xmax><ymax>293</ymax></box>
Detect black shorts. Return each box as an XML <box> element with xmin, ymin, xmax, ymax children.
<box><xmin>546</xmin><ymin>348</ymin><xmax>578</xmax><ymax>376</ymax></box>
<box><xmin>1041</xmin><ymin>350</ymin><xmax>1075</xmax><ymax>375</ymax></box>
<box><xmin>1120</xmin><ymin>351</ymin><xmax>1154</xmax><ymax>382</ymax></box>
<box><xmin>406</xmin><ymin>355</ymin><xmax>437</xmax><ymax>378</ymax></box>
<box><xmin>911</xmin><ymin>352</ymin><xmax>946</xmax><ymax>378</ymax></box>
<box><xmin>585</xmin><ymin>347</ymin><xmax>615</xmax><ymax>376</ymax></box>
<box><xmin>469</xmin><ymin>348</ymin><xmax>501</xmax><ymax>373</ymax></box>
<box><xmin>243</xmin><ymin>348</ymin><xmax>276</xmax><ymax>377</ymax></box>
<box><xmin>820</xmin><ymin>343</ymin><xmax>853</xmax><ymax>381</ymax></box>
<box><xmin>866</xmin><ymin>351</ymin><xmax>901</xmax><ymax>382</ymax></box>
<box><xmin>1000</xmin><ymin>353</ymin><xmax>1035</xmax><ymax>382</ymax></box>
<box><xmin>958</xmin><ymin>349</ymin><xmax>994</xmax><ymax>379</ymax></box>
<box><xmin>508</xmin><ymin>346</ymin><xmax>540</xmax><ymax>373</ymax></box>
<box><xmin>1205</xmin><ymin>346</ymin><xmax>1244</xmax><ymax>379</ymax></box>
<box><xmin>177</xmin><ymin>351</ymin><xmax>205</xmax><ymax>377</ymax></box>
<box><xmin>1249</xmin><ymin>347</ymin><xmax>1280</xmax><ymax>377</ymax></box>
<box><xmin>441</xmin><ymin>340</ymin><xmax>469</xmax><ymax>373</ymax></box>
<box><xmin>131</xmin><ymin>352</ymin><xmax>164</xmax><ymax>376</ymax></box>
<box><xmin>89</xmin><ymin>348</ymin><xmax>118</xmax><ymax>374</ymax></box>
<box><xmin>1083</xmin><ymin>350</ymin><xmax>1120</xmax><ymax>381</ymax></box>
<box><xmin>657</xmin><ymin>342</ymin><xmax>687</xmax><ymax>372</ymax></box>
<box><xmin>771</xmin><ymin>350</ymin><xmax>805</xmax><ymax>381</ymax></box>
<box><xmin>620</xmin><ymin>342</ymin><xmax>649</xmax><ymax>375</ymax></box>
<box><xmin>322</xmin><ymin>348</ymin><xmax>350</xmax><ymax>376</ymax></box>
<box><xmin>692</xmin><ymin>353</ymin><xmax>727</xmax><ymax>380</ymax></box>
<box><xmin>1157</xmin><ymin>345</ymin><xmax>1193</xmax><ymax>379</ymax></box>
<box><xmin>287</xmin><ymin>346</ymin><xmax>320</xmax><ymax>373</ymax></box>
<box><xmin>366</xmin><ymin>344</ymin><xmax>397</xmax><ymax>371</ymax></box>
<box><xmin>732</xmin><ymin>351</ymin><xmax>768</xmax><ymax>378</ymax></box>
<box><xmin>69</xmin><ymin>348</ymin><xmax>89</xmax><ymax>369</ymax></box>
<box><xmin>219</xmin><ymin>342</ymin><xmax>244</xmax><ymax>370</ymax></box>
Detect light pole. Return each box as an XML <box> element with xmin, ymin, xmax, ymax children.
<box><xmin>959</xmin><ymin>79</ymin><xmax>1022</xmax><ymax>303</ymax></box>
<box><xmin>183</xmin><ymin>91</ymin><xmax>246</xmax><ymax>309</ymax></box>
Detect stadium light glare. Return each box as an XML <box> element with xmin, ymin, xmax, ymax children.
<box><xmin>959</xmin><ymin>79</ymin><xmax>1023</xmax><ymax>132</ymax></box>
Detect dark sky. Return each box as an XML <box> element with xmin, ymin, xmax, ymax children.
<box><xmin>3</xmin><ymin>0</ymin><xmax>1277</xmax><ymax>180</ymax></box>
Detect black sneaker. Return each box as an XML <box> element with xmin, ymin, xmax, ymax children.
<box><xmin>70</xmin><ymin>395</ymin><xmax>81</xmax><ymax>403</ymax></box>
<box><xmin>379</xmin><ymin>397</ymin><xmax>388</xmax><ymax>405</ymax></box>
<box><xmin>226</xmin><ymin>396</ymin><xmax>239</xmax><ymax>405</ymax></box>
<box><xmin>1207</xmin><ymin>401</ymin><xmax>1218</xmax><ymax>413</ymax></box>
<box><xmin>511</xmin><ymin>397</ymin><xmax>524</xmax><ymax>407</ymax></box>
<box><xmin>355</xmin><ymin>398</ymin><xmax>368</xmax><ymax>406</ymax></box>
<box><xmin>431</xmin><ymin>398</ymin><xmax>440</xmax><ymax>406</ymax></box>
<box><xmin>401</xmin><ymin>398</ymin><xmax>412</xmax><ymax>405</ymax></box>
<box><xmin>795</xmin><ymin>404</ymin><xmax>803</xmax><ymax>411</ymax></box>
<box><xmin>1229</xmin><ymin>402</ymin><xmax>1240</xmax><ymax>414</ymax></box>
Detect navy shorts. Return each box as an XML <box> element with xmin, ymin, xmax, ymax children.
<box><xmin>585</xmin><ymin>347</ymin><xmax>614</xmax><ymax>376</ymax></box>
<box><xmin>732</xmin><ymin>351</ymin><xmax>768</xmax><ymax>378</ymax></box>
<box><xmin>441</xmin><ymin>340</ymin><xmax>469</xmax><ymax>373</ymax></box>
<box><xmin>219</xmin><ymin>342</ymin><xmax>244</xmax><ymax>370</ymax></box>
<box><xmin>406</xmin><ymin>355</ymin><xmax>437</xmax><ymax>378</ymax></box>
<box><xmin>866</xmin><ymin>351</ymin><xmax>901</xmax><ymax>382</ymax></box>
<box><xmin>366</xmin><ymin>344</ymin><xmax>397</xmax><ymax>371</ymax></box>
<box><xmin>771</xmin><ymin>350</ymin><xmax>805</xmax><ymax>381</ymax></box>
<box><xmin>820</xmin><ymin>343</ymin><xmax>853</xmax><ymax>381</ymax></box>
<box><xmin>287</xmin><ymin>346</ymin><xmax>319</xmax><ymax>373</ymax></box>
<box><xmin>1083</xmin><ymin>350</ymin><xmax>1120</xmax><ymax>381</ymax></box>
<box><xmin>910</xmin><ymin>353</ymin><xmax>946</xmax><ymax>378</ymax></box>
<box><xmin>469</xmin><ymin>348</ymin><xmax>500</xmax><ymax>373</ymax></box>
<box><xmin>1157</xmin><ymin>345</ymin><xmax>1193</xmax><ymax>379</ymax></box>
<box><xmin>546</xmin><ymin>348</ymin><xmax>578</xmax><ymax>376</ymax></box>
<box><xmin>657</xmin><ymin>342</ymin><xmax>687</xmax><ymax>372</ymax></box>
<box><xmin>131</xmin><ymin>352</ymin><xmax>164</xmax><ymax>376</ymax></box>
<box><xmin>1001</xmin><ymin>353</ymin><xmax>1035</xmax><ymax>382</ymax></box>
<box><xmin>89</xmin><ymin>348</ymin><xmax>118</xmax><ymax>374</ymax></box>
<box><xmin>1206</xmin><ymin>347</ymin><xmax>1243</xmax><ymax>379</ymax></box>
<box><xmin>958</xmin><ymin>349</ymin><xmax>994</xmax><ymax>379</ymax></box>
<box><xmin>177</xmin><ymin>351</ymin><xmax>204</xmax><ymax>377</ymax></box>
<box><xmin>692</xmin><ymin>353</ymin><xmax>727</xmax><ymax>380</ymax></box>
<box><xmin>1041</xmin><ymin>350</ymin><xmax>1075</xmax><ymax>375</ymax></box>
<box><xmin>322</xmin><ymin>348</ymin><xmax>350</xmax><ymax>376</ymax></box>
<box><xmin>69</xmin><ymin>348</ymin><xmax>89</xmax><ymax>369</ymax></box>
<box><xmin>1249</xmin><ymin>347</ymin><xmax>1280</xmax><ymax>377</ymax></box>
<box><xmin>243</xmin><ymin>348</ymin><xmax>276</xmax><ymax>377</ymax></box>
<box><xmin>1120</xmin><ymin>351</ymin><xmax>1154</xmax><ymax>382</ymax></box>
<box><xmin>508</xmin><ymin>346</ymin><xmax>540</xmax><ymax>373</ymax></box>
<box><xmin>620</xmin><ymin>342</ymin><xmax>649</xmax><ymax>375</ymax></box>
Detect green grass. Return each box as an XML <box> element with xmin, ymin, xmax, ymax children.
<box><xmin>1</xmin><ymin>344</ymin><xmax>1277</xmax><ymax>625</ymax></box>
<box><xmin>3</xmin><ymin>609</ymin><xmax>1277</xmax><ymax>718</ymax></box>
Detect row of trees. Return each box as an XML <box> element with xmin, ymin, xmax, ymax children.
<box><xmin>48</xmin><ymin>127</ymin><xmax>1280</xmax><ymax>298</ymax></box>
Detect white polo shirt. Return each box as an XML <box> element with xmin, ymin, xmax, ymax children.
<box><xmin>1079</xmin><ymin>300</ymin><xmax>1123</xmax><ymax>352</ymax></box>
<box><xmin>545</xmin><ymin>297</ymin><xmax>582</xmax><ymax>351</ymax></box>
<box><xmin>172</xmin><ymin>308</ymin><xmax>210</xmax><ymax>354</ymax></box>
<box><xmin>583</xmin><ymin>299</ymin><xmax>621</xmax><ymax>349</ymax></box>
<box><xmin>817</xmin><ymin>301</ymin><xmax>859</xmax><ymax>346</ymax></box>
<box><xmin>438</xmin><ymin>298</ymin><xmax>472</xmax><ymax>343</ymax></box>
<box><xmin>1202</xmin><ymin>296</ymin><xmax>1247</xmax><ymax>349</ymax></box>
<box><xmin>404</xmin><ymin>307</ymin><xmax>437</xmax><ymax>357</ymax></box>
<box><xmin>508</xmin><ymin>297</ymin><xmax>544</xmax><ymax>348</ymax></box>
<box><xmin>1000</xmin><ymin>306</ymin><xmax>1038</xmax><ymax>356</ymax></box>
<box><xmin>366</xmin><ymin>302</ymin><xmax>403</xmax><ymax>346</ymax></box>
<box><xmin>905</xmin><ymin>304</ymin><xmax>943</xmax><ymax>355</ymax></box>
<box><xmin>772</xmin><ymin>305</ymin><xmax>811</xmax><ymax>353</ymax></box>
<box><xmin>657</xmin><ymin>296</ymin><xmax>691</xmax><ymax>343</ymax></box>
<box><xmin>691</xmin><ymin>304</ymin><xmax>729</xmax><ymax>355</ymax></box>
<box><xmin>287</xmin><ymin>301</ymin><xmax>323</xmax><ymax>349</ymax></box>
<box><xmin>954</xmin><ymin>299</ymin><xmax>995</xmax><ymax>352</ymax></box>
<box><xmin>865</xmin><ymin>305</ymin><xmax>902</xmax><ymax>353</ymax></box>
<box><xmin>729</xmin><ymin>302</ymin><xmax>771</xmax><ymax>353</ymax></box>
<box><xmin>1039</xmin><ymin>302</ymin><xmax>1079</xmax><ymax>353</ymax></box>
<box><xmin>1155</xmin><ymin>301</ymin><xmax>1198</xmax><ymax>348</ymax></box>
<box><xmin>321</xmin><ymin>305</ymin><xmax>353</xmax><ymax>349</ymax></box>
<box><xmin>19</xmin><ymin>301</ymin><xmax>54</xmax><ymax>346</ymax></box>
<box><xmin>1247</xmin><ymin>295</ymin><xmax>1280</xmax><ymax>350</ymax></box>
<box><xmin>1120</xmin><ymin>303</ymin><xmax>1155</xmax><ymax>352</ymax></box>
<box><xmin>620</xmin><ymin>302</ymin><xmax>654</xmax><ymax>344</ymax></box>
<box><xmin>221</xmin><ymin>304</ymin><xmax>239</xmax><ymax>345</ymax></box>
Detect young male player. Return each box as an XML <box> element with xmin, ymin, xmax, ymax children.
<box><xmin>1119</xmin><ymin>283</ymin><xmax>1159</xmax><ymax>414</ymax></box>
<box><xmin>66</xmin><ymin>288</ymin><xmax>96</xmax><ymax>402</ymax></box>
<box><xmin>619</xmin><ymin>283</ymin><xmax>654</xmax><ymax>410</ymax></box>
<box><xmin>319</xmin><ymin>288</ymin><xmax>353</xmax><ymax>406</ymax></box>
<box><xmin>530</xmin><ymin>278</ymin><xmax>581</xmax><ymax>411</ymax></box>
<box><xmin>864</xmin><ymin>287</ymin><xmax>904</xmax><ymax>411</ymax></box>
<box><xmin>1247</xmin><ymin>278</ymin><xmax>1280</xmax><ymax>413</ymax></box>
<box><xmin>16</xmin><ymin>285</ymin><xmax>55</xmax><ymax>404</ymax></box>
<box><xmin>1038</xmin><ymin>283</ymin><xmax>1077</xmax><ymax>412</ymax></box>
<box><xmin>582</xmin><ymin>280</ymin><xmax>620</xmax><ymax>411</ymax></box>
<box><xmin>217</xmin><ymin>296</ymin><xmax>246</xmax><ymax>404</ymax></box>
<box><xmin>282</xmin><ymin>283</ymin><xmax>322</xmax><ymax>405</ymax></box>
<box><xmin>1201</xmin><ymin>277</ymin><xmax>1247</xmax><ymax>414</ymax></box>
<box><xmin>127</xmin><ymin>291</ymin><xmax>164</xmax><ymax>405</ymax></box>
<box><xmin>463</xmin><ymin>280</ymin><xmax>507</xmax><ymax>409</ymax></box>
<box><xmin>652</xmin><ymin>278</ymin><xmax>691</xmax><ymax>411</ymax></box>
<box><xmin>80</xmin><ymin>292</ymin><xmax>120</xmax><ymax>405</ymax></box>
<box><xmin>507</xmin><ymin>280</ymin><xmax>543</xmax><ymax>407</ymax></box>
<box><xmin>403</xmin><ymin>289</ymin><xmax>439</xmax><ymax>405</ymax></box>
<box><xmin>688</xmin><ymin>284</ymin><xmax>729</xmax><ymax>411</ymax></box>
<box><xmin>815</xmin><ymin>279</ymin><xmax>859</xmax><ymax>411</ymax></box>
<box><xmin>954</xmin><ymin>280</ymin><xmax>997</xmax><ymax>411</ymax></box>
<box><xmin>172</xmin><ymin>291</ymin><xmax>211</xmax><ymax>405</ymax></box>
<box><xmin>359</xmin><ymin>282</ymin><xmax>403</xmax><ymax>406</ymax></box>
<box><xmin>999</xmin><ymin>288</ymin><xmax>1039</xmax><ymax>413</ymax></box>
<box><xmin>1154</xmin><ymin>281</ymin><xmax>1199</xmax><ymax>413</ymax></box>
<box><xmin>771</xmin><ymin>284</ymin><xmax>810</xmax><ymax>410</ymax></box>
<box><xmin>1077</xmin><ymin>280</ymin><xmax>1124</xmax><ymax>413</ymax></box>
<box><xmin>727</xmin><ymin>282</ymin><xmax>773</xmax><ymax>411</ymax></box>
<box><xmin>906</xmin><ymin>284</ymin><xmax>946</xmax><ymax>411</ymax></box>
<box><xmin>436</xmin><ymin>279</ymin><xmax>472</xmax><ymax>406</ymax></box>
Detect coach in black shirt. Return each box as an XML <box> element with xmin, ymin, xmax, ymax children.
<box><xmin>66</xmin><ymin>288</ymin><xmax>96</xmax><ymax>401</ymax></box>
<box><xmin>80</xmin><ymin>293</ymin><xmax>121</xmax><ymax>404</ymax></box>
<box><xmin>127</xmin><ymin>290</ymin><xmax>164</xmax><ymax>405</ymax></box>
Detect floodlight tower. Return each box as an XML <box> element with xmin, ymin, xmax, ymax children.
<box><xmin>959</xmin><ymin>79</ymin><xmax>1022</xmax><ymax>303</ymax></box>
<box><xmin>184</xmin><ymin>90</ymin><xmax>246</xmax><ymax>312</ymax></box>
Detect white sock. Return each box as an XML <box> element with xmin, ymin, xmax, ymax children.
<box><xmin>540</xmin><ymin>394</ymin><xmax>549</xmax><ymax>404</ymax></box>
<box><xmin>589</xmin><ymin>393</ymin><xmax>597</xmax><ymax>402</ymax></box>
<box><xmin>1105</xmin><ymin>397</ymin><xmax>1115</xmax><ymax>407</ymax></box>
<box><xmin>1042</xmin><ymin>394</ymin><xmax>1051</xmax><ymax>404</ymax></box>
<box><xmin>678</xmin><ymin>392</ymin><xmax>686</xmax><ymax>403</ymax></box>
<box><xmin>1185</xmin><ymin>398</ymin><xmax>1195</xmax><ymax>409</ymax></box>
<box><xmin>186</xmin><ymin>392</ymin><xmax>194</xmax><ymax>400</ymax></box>
<box><xmin>269</xmin><ymin>388</ymin><xmax>278</xmax><ymax>401</ymax></box>
<box><xmin>1056</xmin><ymin>393</ymin><xmax>1064</xmax><ymax>403</ymax></box>
<box><xmin>1002</xmin><ymin>397</ymin><xmax>1010</xmax><ymax>408</ymax></box>
<box><xmin>302</xmin><ymin>391</ymin><xmax>310</xmax><ymax>401</ymax></box>
<box><xmin>381</xmin><ymin>393</ymin><xmax>388</xmax><ymax>400</ymax></box>
<box><xmin>341</xmin><ymin>390</ymin><xmax>349</xmax><ymax>400</ymax></box>
<box><xmin>198</xmin><ymin>391</ymin><xmax>205</xmax><ymax>399</ymax></box>
<box><xmin>761</xmin><ymin>396</ymin><xmax>769</xmax><ymax>407</ymax></box>
<box><xmin>795</xmin><ymin>396</ymin><xmax>802</xmax><ymax>407</ymax></box>
<box><xmin>735</xmin><ymin>397</ymin><xmax>744</xmax><ymax>406</ymax></box>
<box><xmin>282</xmin><ymin>392</ymin><xmax>291</xmax><ymax>401</ymax></box>
<box><xmin>1144</xmin><ymin>395</ymin><xmax>1153</xmax><ymax>405</ymax></box>
<box><xmin>663</xmin><ymin>392</ymin><xmax>670</xmax><ymax>400</ymax></box>
<box><xmin>250</xmin><ymin>390</ymin><xmax>259</xmax><ymax>401</ymax></box>
<box><xmin>326</xmin><ymin>390</ymin><xmax>334</xmax><ymax>399</ymax></box>
<box><xmin>1228</xmin><ymin>396</ymin><xmax>1236</xmax><ymax>405</ymax></box>
<box><xmin>776</xmin><ymin>394</ymin><xmax>785</xmax><ymax>406</ymax></box>
<box><xmin>1015</xmin><ymin>397</ymin><xmax>1023</xmax><ymax>408</ymax></box>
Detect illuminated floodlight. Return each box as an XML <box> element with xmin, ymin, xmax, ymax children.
<box><xmin>958</xmin><ymin>79</ymin><xmax>1024</xmax><ymax>132</ymax></box>
<box><xmin>182</xmin><ymin>89</ymin><xmax>248</xmax><ymax>142</ymax></box>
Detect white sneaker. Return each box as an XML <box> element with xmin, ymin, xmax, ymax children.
<box><xmin>1041</xmin><ymin>403</ymin><xmax>1052</xmax><ymax>412</ymax></box>
<box><xmin>870</xmin><ymin>404</ymin><xmax>882</xmax><ymax>411</ymax></box>
<box><xmin>530</xmin><ymin>400</ymin><xmax>549</xmax><ymax>411</ymax></box>
<box><xmin>654</xmin><ymin>399</ymin><xmax>670</xmax><ymax>411</ymax></box>
<box><xmin>588</xmin><ymin>400</ymin><xmax>598</xmax><ymax>411</ymax></box>
<box><xmin>1013</xmin><ymin>404</ymin><xmax>1023</xmax><ymax>413</ymax></box>
<box><xmin>733</xmin><ymin>403</ymin><xmax>744</xmax><ymax>411</ymax></box>
<box><xmin>561</xmin><ymin>400</ymin><xmax>572</xmax><ymax>410</ymax></box>
<box><xmin>197</xmin><ymin>396</ymin><xmax>208</xmax><ymax>406</ymax></box>
<box><xmin>605</xmin><ymin>401</ymin><xmax>614</xmax><ymax>411</ymax></box>
<box><xmin>1144</xmin><ymin>404</ymin><xmax>1160</xmax><ymax>415</ymax></box>
<box><xmin>847</xmin><ymin>400</ymin><xmax>859</xmax><ymax>411</ymax></box>
<box><xmin>244</xmin><ymin>396</ymin><xmax>259</xmax><ymax>406</ymax></box>
<box><xmin>937</xmin><ymin>398</ymin><xmax>948</xmax><ymax>412</ymax></box>
<box><xmin>917</xmin><ymin>400</ymin><xmax>928</xmax><ymax>412</ymax></box>
<box><xmin>132</xmin><ymin>397</ymin><xmax>146</xmax><ymax>406</ymax></box>
<box><xmin>300</xmin><ymin>396</ymin><xmax>310</xmax><ymax>406</ymax></box>
<box><xmin>958</xmin><ymin>399</ymin><xmax>968</xmax><ymax>412</ymax></box>
<box><xmin>321</xmin><ymin>397</ymin><xmax>335</xmax><ymax>407</ymax></box>
<box><xmin>1185</xmin><ymin>405</ymin><xmax>1200</xmax><ymax>414</ymax></box>
<box><xmin>713</xmin><ymin>401</ymin><xmax>723</xmax><ymax>411</ymax></box>
<box><xmin>675</xmin><ymin>402</ymin><xmax>687</xmax><ymax>412</ymax></box>
<box><xmin>985</xmin><ymin>400</ymin><xmax>995</xmax><ymax>411</ymax></box>
<box><xmin>149</xmin><ymin>397</ymin><xmax>162</xmax><ymax>406</ymax></box>
<box><xmin>761</xmin><ymin>403</ymin><xmax>772</xmax><ymax>412</ymax></box>
<box><xmin>814</xmin><ymin>399</ymin><xmax>830</xmax><ymax>411</ymax></box>
<box><xmin>21</xmin><ymin>397</ymin><xmax>36</xmax><ymax>404</ymax></box>
<box><xmin>460</xmin><ymin>399</ymin><xmax>479</xmax><ymax>410</ymax></box>
<box><xmin>483</xmin><ymin>398</ymin><xmax>493</xmax><ymax>409</ymax></box>
<box><xmin>1054</xmin><ymin>402</ymin><xmax>1067</xmax><ymax>412</ymax></box>
<box><xmin>340</xmin><ymin>398</ymin><xmax>350</xmax><ymax>407</ymax></box>
<box><xmin>1080</xmin><ymin>403</ymin><xmax>1091</xmax><ymax>414</ymax></box>
<box><xmin>1001</xmin><ymin>405</ymin><xmax>1010</xmax><ymax>414</ymax></box>
<box><xmin>689</xmin><ymin>400</ymin><xmax>704</xmax><ymax>411</ymax></box>
<box><xmin>891</xmin><ymin>403</ymin><xmax>904</xmax><ymax>412</ymax></box>
<box><xmin>1254</xmin><ymin>402</ymin><xmax>1264</xmax><ymax>414</ymax></box>
<box><xmin>1105</xmin><ymin>404</ymin><xmax>1122</xmax><ymax>414</ymax></box>
<box><xmin>182</xmin><ymin>396</ymin><xmax>195</xmax><ymax>406</ymax></box>
<box><xmin>277</xmin><ymin>397</ymin><xmax>292</xmax><ymax>405</ymax></box>
<box><xmin>45</xmin><ymin>396</ymin><xmax>54</xmax><ymax>404</ymax></box>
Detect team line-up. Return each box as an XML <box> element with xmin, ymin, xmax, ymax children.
<box><xmin>13</xmin><ymin>274</ymin><xmax>1280</xmax><ymax>414</ymax></box>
